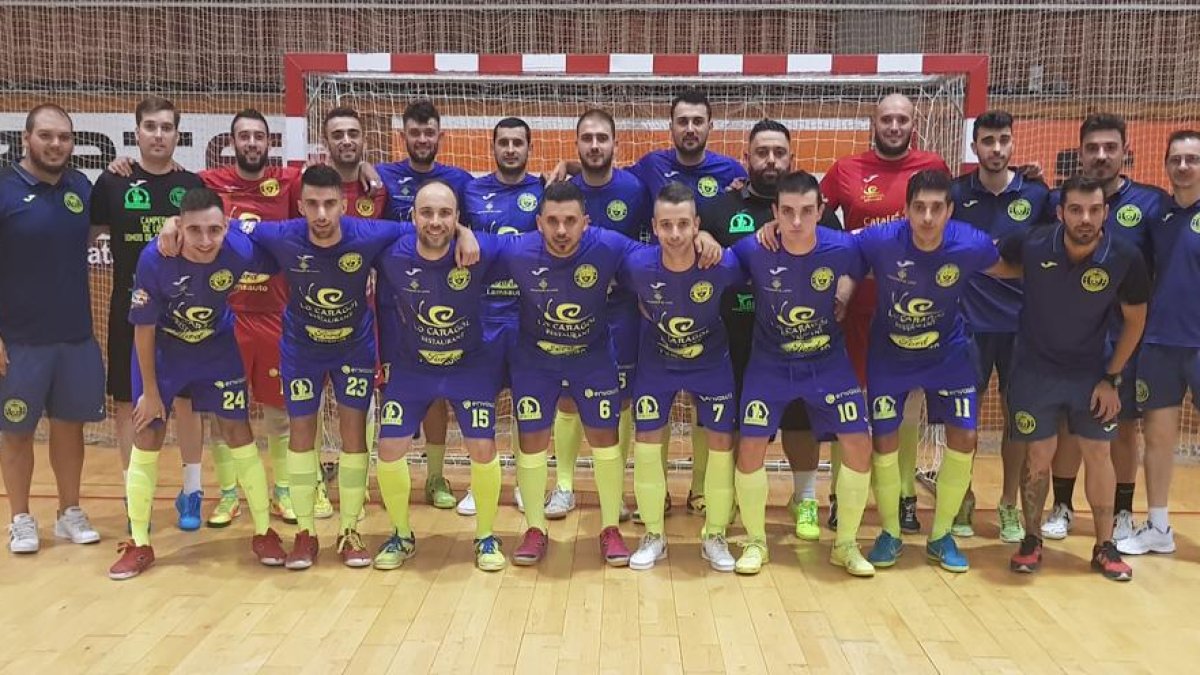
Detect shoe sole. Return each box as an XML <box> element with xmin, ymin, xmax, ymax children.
<box><xmin>734</xmin><ymin>565</ymin><xmax>763</xmax><ymax>575</ymax></box>
<box><xmin>1040</xmin><ymin>530</ymin><xmax>1068</xmax><ymax>540</ymax></box>
<box><xmin>1000</xmin><ymin>532</ymin><xmax>1026</xmax><ymax>544</ymax></box>
<box><xmin>285</xmin><ymin>560</ymin><xmax>314</xmax><ymax>570</ymax></box>
<box><xmin>830</xmin><ymin>559</ymin><xmax>876</xmax><ymax>577</ymax></box>
<box><xmin>929</xmin><ymin>557</ymin><xmax>970</xmax><ymax>573</ymax></box>
<box><xmin>512</xmin><ymin>554</ymin><xmax>543</xmax><ymax>566</ymax></box>
<box><xmin>456</xmin><ymin>509</ymin><xmax>477</xmax><ymax>516</ymax></box>
<box><xmin>629</xmin><ymin>550</ymin><xmax>667</xmax><ymax>571</ymax></box>
<box><xmin>1095</xmin><ymin>567</ymin><xmax>1133</xmax><ymax>581</ymax></box>
<box><xmin>207</xmin><ymin>512</ymin><xmax>237</xmax><ymax>528</ymax></box>
<box><xmin>1010</xmin><ymin>561</ymin><xmax>1040</xmax><ymax>573</ymax></box>
<box><xmin>428</xmin><ymin>497</ymin><xmax>457</xmax><ymax>509</ymax></box>
<box><xmin>700</xmin><ymin>551</ymin><xmax>735</xmax><ymax>572</ymax></box>
<box><xmin>54</xmin><ymin>531</ymin><xmax>100</xmax><ymax>544</ymax></box>
<box><xmin>343</xmin><ymin>559</ymin><xmax>373</xmax><ymax>568</ymax></box>
<box><xmin>545</xmin><ymin>510</ymin><xmax>573</xmax><ymax>520</ymax></box>
<box><xmin>477</xmin><ymin>560</ymin><xmax>507</xmax><ymax>572</ymax></box>
<box><xmin>10</xmin><ymin>546</ymin><xmax>39</xmax><ymax>554</ymax></box>
<box><xmin>795</xmin><ymin>528</ymin><xmax>820</xmax><ymax>542</ymax></box>
<box><xmin>258</xmin><ymin>557</ymin><xmax>286</xmax><ymax>566</ymax></box>
<box><xmin>605</xmin><ymin>556</ymin><xmax>631</xmax><ymax>567</ymax></box>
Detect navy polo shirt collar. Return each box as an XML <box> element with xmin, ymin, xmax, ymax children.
<box><xmin>968</xmin><ymin>169</ymin><xmax>1023</xmax><ymax>196</ymax></box>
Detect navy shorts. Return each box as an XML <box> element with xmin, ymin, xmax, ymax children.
<box><xmin>867</xmin><ymin>342</ymin><xmax>978</xmax><ymax>436</ymax></box>
<box><xmin>725</xmin><ymin>311</ymin><xmax>810</xmax><ymax>432</ymax></box>
<box><xmin>739</xmin><ymin>351</ymin><xmax>867</xmax><ymax>439</ymax></box>
<box><xmin>379</xmin><ymin>356</ymin><xmax>503</xmax><ymax>440</ymax></box>
<box><xmin>0</xmin><ymin>339</ymin><xmax>105</xmax><ymax>433</ymax></box>
<box><xmin>1116</xmin><ymin>347</ymin><xmax>1140</xmax><ymax>421</ymax></box>
<box><xmin>132</xmin><ymin>334</ymin><xmax>249</xmax><ymax>422</ymax></box>
<box><xmin>107</xmin><ymin>289</ymin><xmax>136</xmax><ymax>402</ymax></box>
<box><xmin>633</xmin><ymin>362</ymin><xmax>736</xmax><ymax>434</ymax></box>
<box><xmin>971</xmin><ymin>331</ymin><xmax>1015</xmax><ymax>394</ymax></box>
<box><xmin>1007</xmin><ymin>366</ymin><xmax>1116</xmax><ymax>442</ymax></box>
<box><xmin>511</xmin><ymin>348</ymin><xmax>620</xmax><ymax>433</ymax></box>
<box><xmin>280</xmin><ymin>339</ymin><xmax>376</xmax><ymax>417</ymax></box>
<box><xmin>1137</xmin><ymin>343</ymin><xmax>1200</xmax><ymax>412</ymax></box>
<box><xmin>609</xmin><ymin>304</ymin><xmax>639</xmax><ymax>398</ymax></box>
<box><xmin>483</xmin><ymin>317</ymin><xmax>518</xmax><ymax>389</ymax></box>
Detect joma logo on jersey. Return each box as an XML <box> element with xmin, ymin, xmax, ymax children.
<box><xmin>574</xmin><ymin>264</ymin><xmax>598</xmax><ymax>288</ymax></box>
<box><xmin>338</xmin><ymin>252</ymin><xmax>363</xmax><ymax>273</ymax></box>
<box><xmin>810</xmin><ymin>267</ymin><xmax>834</xmax><ymax>292</ymax></box>
<box><xmin>606</xmin><ymin>200</ymin><xmax>628</xmax><ymax>221</ymax></box>
<box><xmin>1007</xmin><ymin>198</ymin><xmax>1033</xmax><ymax>222</ymax></box>
<box><xmin>1081</xmin><ymin>267</ymin><xmax>1110</xmax><ymax>292</ymax></box>
<box><xmin>1115</xmin><ymin>204</ymin><xmax>1142</xmax><ymax>228</ymax></box>
<box><xmin>697</xmin><ymin>176</ymin><xmax>719</xmax><ymax>198</ymax></box>
<box><xmin>259</xmin><ymin>178</ymin><xmax>281</xmax><ymax>197</ymax></box>
<box><xmin>689</xmin><ymin>281</ymin><xmax>713</xmax><ymax>303</ymax></box>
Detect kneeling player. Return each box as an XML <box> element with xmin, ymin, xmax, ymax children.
<box><xmin>619</xmin><ymin>182</ymin><xmax>744</xmax><ymax>571</ymax></box>
<box><xmin>737</xmin><ymin>171</ymin><xmax>874</xmax><ymax>576</ymax></box>
<box><xmin>373</xmin><ymin>181</ymin><xmax>508</xmax><ymax>571</ymax></box>
<box><xmin>110</xmin><ymin>188</ymin><xmax>286</xmax><ymax>579</ymax></box>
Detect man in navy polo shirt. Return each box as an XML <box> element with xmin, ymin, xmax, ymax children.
<box><xmin>1000</xmin><ymin>175</ymin><xmax>1148</xmax><ymax>582</ymax></box>
<box><xmin>0</xmin><ymin>104</ymin><xmax>105</xmax><ymax>554</ymax></box>
<box><xmin>950</xmin><ymin>110</ymin><xmax>1051</xmax><ymax>542</ymax></box>
<box><xmin>1042</xmin><ymin>114</ymin><xmax>1169</xmax><ymax>544</ymax></box>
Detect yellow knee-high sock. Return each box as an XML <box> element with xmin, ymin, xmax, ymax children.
<box><xmin>618</xmin><ymin>407</ymin><xmax>634</xmax><ymax>466</ymax></box>
<box><xmin>127</xmin><ymin>447</ymin><xmax>159</xmax><ymax>547</ymax></box>
<box><xmin>376</xmin><ymin>456</ymin><xmax>412</xmax><ymax>537</ymax></box>
<box><xmin>230</xmin><ymin>442</ymin><xmax>270</xmax><ymax>535</ymax></box>
<box><xmin>703</xmin><ymin>450</ymin><xmax>735</xmax><ymax>536</ymax></box>
<box><xmin>898</xmin><ymin>422</ymin><xmax>920</xmax><ymax>498</ymax></box>
<box><xmin>872</xmin><ymin>452</ymin><xmax>902</xmax><ymax>537</ymax></box>
<box><xmin>734</xmin><ymin>467</ymin><xmax>769</xmax><ymax>541</ymax></box>
<box><xmin>471</xmin><ymin>455</ymin><xmax>502</xmax><ymax>539</ymax></box>
<box><xmin>267</xmin><ymin>433</ymin><xmax>289</xmax><ymax>490</ymax></box>
<box><xmin>517</xmin><ymin>450</ymin><xmax>549</xmax><ymax>531</ymax></box>
<box><xmin>552</xmin><ymin>411</ymin><xmax>582</xmax><ymax>491</ymax></box>
<box><xmin>633</xmin><ymin>441</ymin><xmax>667</xmax><ymax>535</ymax></box>
<box><xmin>425</xmin><ymin>443</ymin><xmax>447</xmax><ymax>481</ymax></box>
<box><xmin>287</xmin><ymin>449</ymin><xmax>319</xmax><ymax>533</ymax></box>
<box><xmin>593</xmin><ymin>444</ymin><xmax>625</xmax><ymax>528</ymax></box>
<box><xmin>338</xmin><ymin>452</ymin><xmax>370</xmax><ymax>531</ymax></box>
<box><xmin>829</xmin><ymin>441</ymin><xmax>842</xmax><ymax>496</ymax></box>
<box><xmin>689</xmin><ymin>426</ymin><xmax>710</xmax><ymax>495</ymax></box>
<box><xmin>931</xmin><ymin>448</ymin><xmax>974</xmax><ymax>540</ymax></box>
<box><xmin>210</xmin><ymin>440</ymin><xmax>237</xmax><ymax>493</ymax></box>
<box><xmin>835</xmin><ymin>465</ymin><xmax>871</xmax><ymax>546</ymax></box>
<box><xmin>365</xmin><ymin>399</ymin><xmax>378</xmax><ymax>457</ymax></box>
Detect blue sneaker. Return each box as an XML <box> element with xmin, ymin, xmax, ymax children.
<box><xmin>926</xmin><ymin>533</ymin><xmax>969</xmax><ymax>572</ymax></box>
<box><xmin>866</xmin><ymin>531</ymin><xmax>903</xmax><ymax>567</ymax></box>
<box><xmin>175</xmin><ymin>490</ymin><xmax>203</xmax><ymax>531</ymax></box>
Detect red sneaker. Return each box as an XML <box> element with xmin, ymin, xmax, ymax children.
<box><xmin>513</xmin><ymin>527</ymin><xmax>548</xmax><ymax>566</ymax></box>
<box><xmin>109</xmin><ymin>540</ymin><xmax>155</xmax><ymax>580</ymax></box>
<box><xmin>1092</xmin><ymin>541</ymin><xmax>1132</xmax><ymax>581</ymax></box>
<box><xmin>1010</xmin><ymin>534</ymin><xmax>1042</xmax><ymax>574</ymax></box>
<box><xmin>336</xmin><ymin>528</ymin><xmax>372</xmax><ymax>568</ymax></box>
<box><xmin>252</xmin><ymin>528</ymin><xmax>287</xmax><ymax>566</ymax></box>
<box><xmin>285</xmin><ymin>531</ymin><xmax>319</xmax><ymax>570</ymax></box>
<box><xmin>599</xmin><ymin>526</ymin><xmax>631</xmax><ymax>567</ymax></box>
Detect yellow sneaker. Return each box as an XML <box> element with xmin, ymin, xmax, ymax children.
<box><xmin>206</xmin><ymin>489</ymin><xmax>240</xmax><ymax>528</ymax></box>
<box><xmin>270</xmin><ymin>488</ymin><xmax>297</xmax><ymax>525</ymax></box>
<box><xmin>474</xmin><ymin>535</ymin><xmax>507</xmax><ymax>572</ymax></box>
<box><xmin>314</xmin><ymin>481</ymin><xmax>334</xmax><ymax>520</ymax></box>
<box><xmin>735</xmin><ymin>539</ymin><xmax>769</xmax><ymax>575</ymax></box>
<box><xmin>830</xmin><ymin>542</ymin><xmax>876</xmax><ymax>577</ymax></box>
<box><xmin>791</xmin><ymin>497</ymin><xmax>820</xmax><ymax>542</ymax></box>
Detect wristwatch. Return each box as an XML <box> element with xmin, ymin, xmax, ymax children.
<box><xmin>1102</xmin><ymin>372</ymin><xmax>1123</xmax><ymax>388</ymax></box>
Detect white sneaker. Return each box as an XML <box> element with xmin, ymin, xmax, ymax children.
<box><xmin>1117</xmin><ymin>523</ymin><xmax>1176</xmax><ymax>555</ymax></box>
<box><xmin>544</xmin><ymin>487</ymin><xmax>576</xmax><ymax>520</ymax></box>
<box><xmin>1113</xmin><ymin>510</ymin><xmax>1135</xmax><ymax>541</ymax></box>
<box><xmin>514</xmin><ymin>485</ymin><xmax>525</xmax><ymax>513</ymax></box>
<box><xmin>629</xmin><ymin>533</ymin><xmax>667</xmax><ymax>570</ymax></box>
<box><xmin>456</xmin><ymin>489</ymin><xmax>476</xmax><ymax>516</ymax></box>
<box><xmin>701</xmin><ymin>533</ymin><xmax>735</xmax><ymax>572</ymax></box>
<box><xmin>54</xmin><ymin>506</ymin><xmax>100</xmax><ymax>544</ymax></box>
<box><xmin>1040</xmin><ymin>503</ymin><xmax>1074</xmax><ymax>540</ymax></box>
<box><xmin>9</xmin><ymin>513</ymin><xmax>38</xmax><ymax>554</ymax></box>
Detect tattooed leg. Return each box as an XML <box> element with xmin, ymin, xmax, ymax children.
<box><xmin>1080</xmin><ymin>437</ymin><xmax>1117</xmax><ymax>544</ymax></box>
<box><xmin>1022</xmin><ymin>438</ymin><xmax>1057</xmax><ymax>536</ymax></box>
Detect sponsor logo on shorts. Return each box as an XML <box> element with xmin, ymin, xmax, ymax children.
<box><xmin>338</xmin><ymin>252</ymin><xmax>363</xmax><ymax>273</ymax></box>
<box><xmin>810</xmin><ymin>267</ymin><xmax>834</xmax><ymax>292</ymax></box>
<box><xmin>1136</xmin><ymin>379</ymin><xmax>1149</xmax><ymax>404</ymax></box>
<box><xmin>1014</xmin><ymin>411</ymin><xmax>1037</xmax><ymax>435</ymax></box>
<box><xmin>872</xmin><ymin>395</ymin><xmax>898</xmax><ymax>420</ymax></box>
<box><xmin>635</xmin><ymin>395</ymin><xmax>660</xmax><ymax>421</ymax></box>
<box><xmin>1115</xmin><ymin>204</ymin><xmax>1142</xmax><ymax>228</ymax></box>
<box><xmin>355</xmin><ymin>196</ymin><xmax>376</xmax><ymax>217</ymax></box>
<box><xmin>288</xmin><ymin>378</ymin><xmax>315</xmax><ymax>402</ymax></box>
<box><xmin>209</xmin><ymin>269</ymin><xmax>234</xmax><ymax>292</ymax></box>
<box><xmin>517</xmin><ymin>192</ymin><xmax>539</xmax><ymax>212</ymax></box>
<box><xmin>516</xmin><ymin>396</ymin><xmax>542</xmax><ymax>421</ymax></box>
<box><xmin>935</xmin><ymin>264</ymin><xmax>960</xmax><ymax>287</ymax></box>
<box><xmin>574</xmin><ymin>264</ymin><xmax>598</xmax><ymax>289</ymax></box>
<box><xmin>697</xmin><ymin>176</ymin><xmax>719</xmax><ymax>198</ymax></box>
<box><xmin>3</xmin><ymin>399</ymin><xmax>28</xmax><ymax>423</ymax></box>
<box><xmin>583</xmin><ymin>387</ymin><xmax>618</xmax><ymax>399</ymax></box>
<box><xmin>447</xmin><ymin>267</ymin><xmax>471</xmax><ymax>291</ymax></box>
<box><xmin>606</xmin><ymin>199</ymin><xmax>628</xmax><ymax>222</ymax></box>
<box><xmin>63</xmin><ymin>191</ymin><xmax>84</xmax><ymax>214</ymax></box>
<box><xmin>1081</xmin><ymin>267</ymin><xmax>1109</xmax><ymax>292</ymax></box>
<box><xmin>742</xmin><ymin>400</ymin><xmax>770</xmax><ymax>426</ymax></box>
<box><xmin>259</xmin><ymin>178</ymin><xmax>281</xmax><ymax>198</ymax></box>
<box><xmin>1007</xmin><ymin>198</ymin><xmax>1033</xmax><ymax>222</ymax></box>
<box><xmin>381</xmin><ymin>401</ymin><xmax>404</xmax><ymax>425</ymax></box>
<box><xmin>1103</xmin><ymin>421</ymin><xmax>1118</xmax><ymax>432</ymax></box>
<box><xmin>689</xmin><ymin>281</ymin><xmax>713</xmax><ymax>303</ymax></box>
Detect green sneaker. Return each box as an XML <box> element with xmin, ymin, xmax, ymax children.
<box><xmin>791</xmin><ymin>497</ymin><xmax>820</xmax><ymax>541</ymax></box>
<box><xmin>425</xmin><ymin>475</ymin><xmax>456</xmax><ymax>509</ymax></box>
<box><xmin>206</xmin><ymin>488</ymin><xmax>240</xmax><ymax>528</ymax></box>
<box><xmin>271</xmin><ymin>487</ymin><xmax>297</xmax><ymax>525</ymax></box>
<box><xmin>998</xmin><ymin>503</ymin><xmax>1026</xmax><ymax>543</ymax></box>
<box><xmin>313</xmin><ymin>481</ymin><xmax>334</xmax><ymax>520</ymax></box>
<box><xmin>373</xmin><ymin>531</ymin><xmax>417</xmax><ymax>570</ymax></box>
<box><xmin>474</xmin><ymin>535</ymin><xmax>507</xmax><ymax>572</ymax></box>
<box><xmin>952</xmin><ymin>489</ymin><xmax>976</xmax><ymax>538</ymax></box>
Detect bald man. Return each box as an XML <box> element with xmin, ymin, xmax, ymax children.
<box><xmin>819</xmin><ymin>94</ymin><xmax>950</xmax><ymax>533</ymax></box>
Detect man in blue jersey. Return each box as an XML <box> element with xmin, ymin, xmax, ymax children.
<box><xmin>1043</xmin><ymin>114</ymin><xmax>1169</xmax><ymax>544</ymax></box>
<box><xmin>0</xmin><ymin>104</ymin><xmax>104</xmax><ymax>554</ymax></box>
<box><xmin>1117</xmin><ymin>131</ymin><xmax>1200</xmax><ymax>556</ymax></box>
<box><xmin>374</xmin><ymin>99</ymin><xmax>474</xmax><ymax>511</ymax></box>
<box><xmin>459</xmin><ymin>116</ymin><xmax>544</xmax><ymax>516</ymax></box>
<box><xmin>855</xmin><ymin>170</ymin><xmax>1000</xmax><ymax>574</ymax></box>
<box><xmin>373</xmin><ymin>180</ymin><xmax>508</xmax><ymax>571</ymax></box>
<box><xmin>109</xmin><ymin>187</ymin><xmax>287</xmax><ymax>579</ymax></box>
<box><xmin>504</xmin><ymin>182</ymin><xmax>721</xmax><ymax>567</ymax></box>
<box><xmin>734</xmin><ymin>171</ymin><xmax>875</xmax><ymax>577</ymax></box>
<box><xmin>549</xmin><ymin>108</ymin><xmax>652</xmax><ymax>520</ymax></box>
<box><xmin>619</xmin><ymin>182</ymin><xmax>742</xmax><ymax>571</ymax></box>
<box><xmin>1001</xmin><ymin>175</ymin><xmax>1146</xmax><ymax>581</ymax></box>
<box><xmin>950</xmin><ymin>110</ymin><xmax>1051</xmax><ymax>542</ymax></box>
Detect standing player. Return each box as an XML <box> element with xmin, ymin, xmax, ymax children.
<box><xmin>549</xmin><ymin>109</ymin><xmax>651</xmax><ymax>520</ymax></box>
<box><xmin>734</xmin><ymin>171</ymin><xmax>875</xmax><ymax>576</ymax></box>
<box><xmin>0</xmin><ymin>104</ymin><xmax>104</xmax><ymax>553</ymax></box>
<box><xmin>1042</xmin><ymin>114</ymin><xmax>1169</xmax><ymax>542</ymax></box>
<box><xmin>1002</xmin><ymin>175</ymin><xmax>1146</xmax><ymax>581</ymax></box>
<box><xmin>619</xmin><ymin>182</ymin><xmax>742</xmax><ymax>571</ymax></box>
<box><xmin>109</xmin><ymin>188</ymin><xmax>287</xmax><ymax>579</ymax></box>
<box><xmin>373</xmin><ymin>181</ymin><xmax>508</xmax><ymax>571</ymax></box>
<box><xmin>949</xmin><ymin>110</ymin><xmax>1050</xmax><ymax>541</ymax></box>
<box><xmin>700</xmin><ymin>118</ymin><xmax>842</xmax><ymax>540</ymax></box>
<box><xmin>459</xmin><ymin>117</ymin><xmax>544</xmax><ymax>516</ymax></box>
<box><xmin>374</xmin><ymin>99</ymin><xmax>474</xmax><ymax>510</ymax></box>
<box><xmin>1117</xmin><ymin>130</ymin><xmax>1200</xmax><ymax>556</ymax></box>
<box><xmin>90</xmin><ymin>96</ymin><xmax>207</xmax><ymax>531</ymax></box>
<box><xmin>854</xmin><ymin>170</ymin><xmax>999</xmax><ymax>574</ymax></box>
<box><xmin>820</xmin><ymin>94</ymin><xmax>949</xmax><ymax>532</ymax></box>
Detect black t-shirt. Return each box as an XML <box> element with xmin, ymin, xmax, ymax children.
<box><xmin>90</xmin><ymin>164</ymin><xmax>204</xmax><ymax>295</ymax></box>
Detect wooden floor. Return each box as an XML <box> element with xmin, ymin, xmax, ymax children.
<box><xmin>3</xmin><ymin>446</ymin><xmax>1200</xmax><ymax>674</ymax></box>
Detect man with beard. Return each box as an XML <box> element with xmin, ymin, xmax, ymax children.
<box><xmin>700</xmin><ymin>119</ymin><xmax>841</xmax><ymax>541</ymax></box>
<box><xmin>1041</xmin><ymin>114</ymin><xmax>1168</xmax><ymax>544</ymax></box>
<box><xmin>90</xmin><ymin>96</ymin><xmax>206</xmax><ymax>531</ymax></box>
<box><xmin>820</xmin><ymin>93</ymin><xmax>949</xmax><ymax>533</ymax></box>
<box><xmin>375</xmin><ymin>101</ymin><xmax>473</xmax><ymax>510</ymax></box>
<box><xmin>547</xmin><ymin>109</ymin><xmax>651</xmax><ymax>520</ymax></box>
<box><xmin>949</xmin><ymin>111</ymin><xmax>1050</xmax><ymax>541</ymax></box>
<box><xmin>1</xmin><ymin>104</ymin><xmax>105</xmax><ymax>553</ymax></box>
